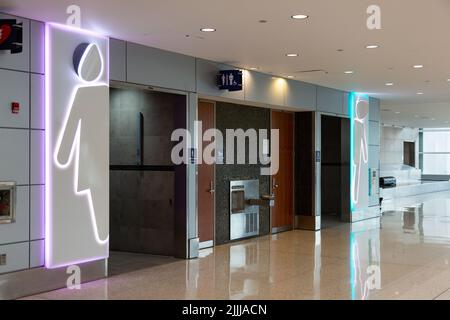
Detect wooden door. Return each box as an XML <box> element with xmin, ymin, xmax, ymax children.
<box><xmin>198</xmin><ymin>101</ymin><xmax>215</xmax><ymax>246</ymax></box>
<box><xmin>271</xmin><ymin>111</ymin><xmax>294</xmax><ymax>232</ymax></box>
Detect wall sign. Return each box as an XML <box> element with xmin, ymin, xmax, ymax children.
<box><xmin>217</xmin><ymin>70</ymin><xmax>243</xmax><ymax>91</ymax></box>
<box><xmin>45</xmin><ymin>23</ymin><xmax>109</xmax><ymax>268</ymax></box>
<box><xmin>349</xmin><ymin>93</ymin><xmax>370</xmax><ymax>213</ymax></box>
<box><xmin>0</xmin><ymin>19</ymin><xmax>23</xmax><ymax>54</ymax></box>
<box><xmin>315</xmin><ymin>151</ymin><xmax>321</xmax><ymax>163</ymax></box>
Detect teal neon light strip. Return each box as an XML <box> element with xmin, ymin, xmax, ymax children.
<box><xmin>349</xmin><ymin>92</ymin><xmax>369</xmax><ymax>214</ymax></box>
<box><xmin>349</xmin><ymin>92</ymin><xmax>355</xmax><ymax>213</ymax></box>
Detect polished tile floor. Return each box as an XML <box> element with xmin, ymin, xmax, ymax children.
<box><xmin>24</xmin><ymin>191</ymin><xmax>450</xmax><ymax>300</ymax></box>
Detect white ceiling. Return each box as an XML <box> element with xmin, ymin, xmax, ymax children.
<box><xmin>3</xmin><ymin>0</ymin><xmax>450</xmax><ymax>128</ymax></box>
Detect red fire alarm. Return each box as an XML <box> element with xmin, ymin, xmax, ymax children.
<box><xmin>11</xmin><ymin>102</ymin><xmax>20</xmax><ymax>114</ymax></box>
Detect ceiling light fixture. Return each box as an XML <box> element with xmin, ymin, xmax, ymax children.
<box><xmin>287</xmin><ymin>75</ymin><xmax>294</xmax><ymax>78</ymax></box>
<box><xmin>395</xmin><ymin>111</ymin><xmax>401</xmax><ymax>114</ymax></box>
<box><xmin>413</xmin><ymin>65</ymin><xmax>424</xmax><ymax>69</ymax></box>
<box><xmin>366</xmin><ymin>45</ymin><xmax>379</xmax><ymax>49</ymax></box>
<box><xmin>286</xmin><ymin>53</ymin><xmax>299</xmax><ymax>57</ymax></box>
<box><xmin>291</xmin><ymin>14</ymin><xmax>309</xmax><ymax>20</ymax></box>
<box><xmin>344</xmin><ymin>70</ymin><xmax>354</xmax><ymax>74</ymax></box>
<box><xmin>200</xmin><ymin>28</ymin><xmax>216</xmax><ymax>32</ymax></box>
<box><xmin>417</xmin><ymin>92</ymin><xmax>424</xmax><ymax>95</ymax></box>
<box><xmin>385</xmin><ymin>82</ymin><xmax>394</xmax><ymax>86</ymax></box>
<box><xmin>249</xmin><ymin>67</ymin><xmax>258</xmax><ymax>70</ymax></box>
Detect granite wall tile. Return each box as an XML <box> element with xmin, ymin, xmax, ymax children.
<box><xmin>215</xmin><ymin>102</ymin><xmax>271</xmax><ymax>245</ymax></box>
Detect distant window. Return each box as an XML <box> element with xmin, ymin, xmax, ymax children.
<box><xmin>421</xmin><ymin>129</ymin><xmax>450</xmax><ymax>175</ymax></box>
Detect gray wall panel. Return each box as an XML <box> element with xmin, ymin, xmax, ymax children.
<box><xmin>30</xmin><ymin>74</ymin><xmax>44</xmax><ymax>130</ymax></box>
<box><xmin>342</xmin><ymin>92</ymin><xmax>350</xmax><ymax>116</ymax></box>
<box><xmin>196</xmin><ymin>59</ymin><xmax>245</xmax><ymax>100</ymax></box>
<box><xmin>317</xmin><ymin>86</ymin><xmax>342</xmax><ymax>114</ymax></box>
<box><xmin>30</xmin><ymin>130</ymin><xmax>44</xmax><ymax>185</ymax></box>
<box><xmin>244</xmin><ymin>71</ymin><xmax>285</xmax><ymax>106</ymax></box>
<box><xmin>285</xmin><ymin>79</ymin><xmax>316</xmax><ymax>110</ymax></box>
<box><xmin>369</xmin><ymin>121</ymin><xmax>380</xmax><ymax>146</ymax></box>
<box><xmin>369</xmin><ymin>97</ymin><xmax>381</xmax><ymax>122</ymax></box>
<box><xmin>0</xmin><ymin>129</ymin><xmax>29</xmax><ymax>185</ymax></box>
<box><xmin>0</xmin><ymin>13</ymin><xmax>30</xmax><ymax>72</ymax></box>
<box><xmin>30</xmin><ymin>185</ymin><xmax>44</xmax><ymax>241</ymax></box>
<box><xmin>127</xmin><ymin>42</ymin><xmax>196</xmax><ymax>92</ymax></box>
<box><xmin>0</xmin><ymin>242</ymin><xmax>29</xmax><ymax>275</ymax></box>
<box><xmin>369</xmin><ymin>145</ymin><xmax>380</xmax><ymax>206</ymax></box>
<box><xmin>30</xmin><ymin>240</ymin><xmax>45</xmax><ymax>268</ymax></box>
<box><xmin>30</xmin><ymin>20</ymin><xmax>44</xmax><ymax>74</ymax></box>
<box><xmin>109</xmin><ymin>38</ymin><xmax>126</xmax><ymax>82</ymax></box>
<box><xmin>0</xmin><ymin>186</ymin><xmax>29</xmax><ymax>245</ymax></box>
<box><xmin>0</xmin><ymin>69</ymin><xmax>30</xmax><ymax>129</ymax></box>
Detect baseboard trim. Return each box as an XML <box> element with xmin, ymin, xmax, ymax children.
<box><xmin>0</xmin><ymin>259</ymin><xmax>107</xmax><ymax>300</ymax></box>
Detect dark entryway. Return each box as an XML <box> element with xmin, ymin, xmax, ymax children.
<box><xmin>109</xmin><ymin>86</ymin><xmax>187</xmax><ymax>259</ymax></box>
<box><xmin>404</xmin><ymin>141</ymin><xmax>415</xmax><ymax>167</ymax></box>
<box><xmin>320</xmin><ymin>115</ymin><xmax>350</xmax><ymax>228</ymax></box>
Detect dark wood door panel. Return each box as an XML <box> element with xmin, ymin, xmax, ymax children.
<box><xmin>198</xmin><ymin>101</ymin><xmax>215</xmax><ymax>242</ymax></box>
<box><xmin>271</xmin><ymin>111</ymin><xmax>294</xmax><ymax>230</ymax></box>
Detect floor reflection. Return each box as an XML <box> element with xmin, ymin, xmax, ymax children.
<box><xmin>23</xmin><ymin>192</ymin><xmax>450</xmax><ymax>300</ymax></box>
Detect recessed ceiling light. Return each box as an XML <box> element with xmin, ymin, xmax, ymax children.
<box><xmin>366</xmin><ymin>45</ymin><xmax>379</xmax><ymax>49</ymax></box>
<box><xmin>286</xmin><ymin>53</ymin><xmax>299</xmax><ymax>57</ymax></box>
<box><xmin>414</xmin><ymin>115</ymin><xmax>419</xmax><ymax>118</ymax></box>
<box><xmin>431</xmin><ymin>118</ymin><xmax>436</xmax><ymax>121</ymax></box>
<box><xmin>417</xmin><ymin>92</ymin><xmax>424</xmax><ymax>95</ymax></box>
<box><xmin>344</xmin><ymin>70</ymin><xmax>354</xmax><ymax>74</ymax></box>
<box><xmin>395</xmin><ymin>111</ymin><xmax>401</xmax><ymax>114</ymax></box>
<box><xmin>385</xmin><ymin>82</ymin><xmax>394</xmax><ymax>86</ymax></box>
<box><xmin>287</xmin><ymin>75</ymin><xmax>294</xmax><ymax>78</ymax></box>
<box><xmin>413</xmin><ymin>65</ymin><xmax>424</xmax><ymax>69</ymax></box>
<box><xmin>291</xmin><ymin>14</ymin><xmax>309</xmax><ymax>20</ymax></box>
<box><xmin>249</xmin><ymin>67</ymin><xmax>258</xmax><ymax>70</ymax></box>
<box><xmin>447</xmin><ymin>79</ymin><xmax>450</xmax><ymax>82</ymax></box>
<box><xmin>200</xmin><ymin>28</ymin><xmax>216</xmax><ymax>32</ymax></box>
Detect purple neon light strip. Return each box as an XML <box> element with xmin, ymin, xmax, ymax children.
<box><xmin>44</xmin><ymin>22</ymin><xmax>52</xmax><ymax>268</ymax></box>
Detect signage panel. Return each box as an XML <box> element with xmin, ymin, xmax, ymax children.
<box><xmin>45</xmin><ymin>23</ymin><xmax>109</xmax><ymax>268</ymax></box>
<box><xmin>217</xmin><ymin>70</ymin><xmax>243</xmax><ymax>91</ymax></box>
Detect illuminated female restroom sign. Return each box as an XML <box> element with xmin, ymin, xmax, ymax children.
<box><xmin>45</xmin><ymin>23</ymin><xmax>109</xmax><ymax>268</ymax></box>
<box><xmin>349</xmin><ymin>93</ymin><xmax>370</xmax><ymax>213</ymax></box>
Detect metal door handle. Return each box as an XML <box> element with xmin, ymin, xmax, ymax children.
<box><xmin>209</xmin><ymin>181</ymin><xmax>215</xmax><ymax>194</ymax></box>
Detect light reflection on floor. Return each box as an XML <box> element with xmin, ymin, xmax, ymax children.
<box><xmin>24</xmin><ymin>191</ymin><xmax>450</xmax><ymax>300</ymax></box>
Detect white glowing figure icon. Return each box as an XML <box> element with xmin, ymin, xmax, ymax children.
<box><xmin>54</xmin><ymin>43</ymin><xmax>109</xmax><ymax>244</ymax></box>
<box><xmin>352</xmin><ymin>97</ymin><xmax>369</xmax><ymax>205</ymax></box>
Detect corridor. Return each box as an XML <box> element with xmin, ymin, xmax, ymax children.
<box><xmin>24</xmin><ymin>191</ymin><xmax>450</xmax><ymax>300</ymax></box>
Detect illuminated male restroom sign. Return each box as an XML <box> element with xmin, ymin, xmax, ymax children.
<box><xmin>349</xmin><ymin>93</ymin><xmax>369</xmax><ymax>213</ymax></box>
<box><xmin>45</xmin><ymin>23</ymin><xmax>109</xmax><ymax>268</ymax></box>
